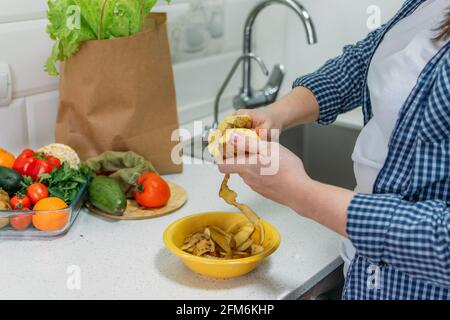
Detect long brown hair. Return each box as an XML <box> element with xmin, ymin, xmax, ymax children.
<box><xmin>435</xmin><ymin>9</ymin><xmax>450</xmax><ymax>42</ymax></box>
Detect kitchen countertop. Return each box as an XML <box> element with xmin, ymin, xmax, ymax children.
<box><xmin>0</xmin><ymin>157</ymin><xmax>343</xmax><ymax>300</ymax></box>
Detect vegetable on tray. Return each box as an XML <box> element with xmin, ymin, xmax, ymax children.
<box><xmin>38</xmin><ymin>144</ymin><xmax>81</xmax><ymax>169</ymax></box>
<box><xmin>0</xmin><ymin>189</ymin><xmax>10</xmax><ymax>229</ymax></box>
<box><xmin>10</xmin><ymin>194</ymin><xmax>31</xmax><ymax>210</ymax></box>
<box><xmin>133</xmin><ymin>172</ymin><xmax>170</xmax><ymax>208</ymax></box>
<box><xmin>39</xmin><ymin>162</ymin><xmax>91</xmax><ymax>205</ymax></box>
<box><xmin>13</xmin><ymin>149</ymin><xmax>61</xmax><ymax>181</ymax></box>
<box><xmin>10</xmin><ymin>210</ymin><xmax>32</xmax><ymax>231</ymax></box>
<box><xmin>0</xmin><ymin>144</ymin><xmax>89</xmax><ymax>233</ymax></box>
<box><xmin>0</xmin><ymin>188</ymin><xmax>11</xmax><ymax>211</ymax></box>
<box><xmin>0</xmin><ymin>147</ymin><xmax>15</xmax><ymax>169</ymax></box>
<box><xmin>88</xmin><ymin>176</ymin><xmax>127</xmax><ymax>216</ymax></box>
<box><xmin>32</xmin><ymin>197</ymin><xmax>69</xmax><ymax>232</ymax></box>
<box><xmin>0</xmin><ymin>166</ymin><xmax>24</xmax><ymax>196</ymax></box>
<box><xmin>26</xmin><ymin>183</ymin><xmax>49</xmax><ymax>205</ymax></box>
<box><xmin>85</xmin><ymin>150</ymin><xmax>156</xmax><ymax>197</ymax></box>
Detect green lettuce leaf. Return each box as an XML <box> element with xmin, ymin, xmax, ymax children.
<box><xmin>46</xmin><ymin>0</ymin><xmax>168</xmax><ymax>76</ymax></box>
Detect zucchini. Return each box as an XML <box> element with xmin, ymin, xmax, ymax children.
<box><xmin>0</xmin><ymin>166</ymin><xmax>23</xmax><ymax>196</ymax></box>
<box><xmin>89</xmin><ymin>176</ymin><xmax>127</xmax><ymax>216</ymax></box>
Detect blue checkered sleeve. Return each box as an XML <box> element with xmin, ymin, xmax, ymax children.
<box><xmin>347</xmin><ymin>194</ymin><xmax>450</xmax><ymax>287</ymax></box>
<box><xmin>347</xmin><ymin>60</ymin><xmax>450</xmax><ymax>288</ymax></box>
<box><xmin>292</xmin><ymin>28</ymin><xmax>384</xmax><ymax>125</ymax></box>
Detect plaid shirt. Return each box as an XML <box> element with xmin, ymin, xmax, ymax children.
<box><xmin>294</xmin><ymin>0</ymin><xmax>450</xmax><ymax>300</ymax></box>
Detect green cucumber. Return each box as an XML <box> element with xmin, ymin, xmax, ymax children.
<box><xmin>0</xmin><ymin>166</ymin><xmax>24</xmax><ymax>196</ymax></box>
<box><xmin>89</xmin><ymin>176</ymin><xmax>127</xmax><ymax>216</ymax></box>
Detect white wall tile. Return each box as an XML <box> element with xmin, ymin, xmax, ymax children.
<box><xmin>224</xmin><ymin>0</ymin><xmax>260</xmax><ymax>52</ymax></box>
<box><xmin>0</xmin><ymin>19</ymin><xmax>58</xmax><ymax>98</ymax></box>
<box><xmin>0</xmin><ymin>0</ymin><xmax>47</xmax><ymax>23</ymax></box>
<box><xmin>282</xmin><ymin>0</ymin><xmax>404</xmax><ymax>93</ymax></box>
<box><xmin>0</xmin><ymin>0</ymin><xmax>406</xmax><ymax>144</ymax></box>
<box><xmin>0</xmin><ymin>98</ymin><xmax>28</xmax><ymax>154</ymax></box>
<box><xmin>25</xmin><ymin>91</ymin><xmax>59</xmax><ymax>150</ymax></box>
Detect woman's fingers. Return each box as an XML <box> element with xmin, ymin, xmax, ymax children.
<box><xmin>217</xmin><ymin>154</ymin><xmax>260</xmax><ymax>174</ymax></box>
<box><xmin>230</xmin><ymin>131</ymin><xmax>270</xmax><ymax>156</ymax></box>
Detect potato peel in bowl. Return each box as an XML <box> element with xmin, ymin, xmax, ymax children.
<box><xmin>181</xmin><ymin>225</ymin><xmax>264</xmax><ymax>260</ymax></box>
<box><xmin>180</xmin><ymin>115</ymin><xmax>267</xmax><ymax>260</ymax></box>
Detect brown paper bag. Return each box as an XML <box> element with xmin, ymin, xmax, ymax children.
<box><xmin>56</xmin><ymin>12</ymin><xmax>182</xmax><ymax>174</ymax></box>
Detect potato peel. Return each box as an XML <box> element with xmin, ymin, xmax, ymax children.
<box><xmin>251</xmin><ymin>244</ymin><xmax>265</xmax><ymax>255</ymax></box>
<box><xmin>237</xmin><ymin>238</ymin><xmax>254</xmax><ymax>252</ymax></box>
<box><xmin>192</xmin><ymin>239</ymin><xmax>216</xmax><ymax>256</ymax></box>
<box><xmin>219</xmin><ymin>174</ymin><xmax>261</xmax><ymax>226</ymax></box>
<box><xmin>209</xmin><ymin>227</ymin><xmax>232</xmax><ymax>253</ymax></box>
<box><xmin>182</xmin><ymin>224</ymin><xmax>263</xmax><ymax>260</ymax></box>
<box><xmin>233</xmin><ymin>223</ymin><xmax>254</xmax><ymax>248</ymax></box>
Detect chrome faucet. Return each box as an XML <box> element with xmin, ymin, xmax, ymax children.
<box><xmin>234</xmin><ymin>0</ymin><xmax>317</xmax><ymax>109</ymax></box>
<box><xmin>201</xmin><ymin>0</ymin><xmax>317</xmax><ymax>153</ymax></box>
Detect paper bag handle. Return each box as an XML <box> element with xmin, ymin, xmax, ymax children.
<box><xmin>98</xmin><ymin>0</ymin><xmax>146</xmax><ymax>40</ymax></box>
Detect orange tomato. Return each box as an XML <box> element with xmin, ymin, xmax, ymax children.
<box><xmin>32</xmin><ymin>197</ymin><xmax>69</xmax><ymax>231</ymax></box>
<box><xmin>133</xmin><ymin>172</ymin><xmax>171</xmax><ymax>208</ymax></box>
<box><xmin>0</xmin><ymin>147</ymin><xmax>15</xmax><ymax>168</ymax></box>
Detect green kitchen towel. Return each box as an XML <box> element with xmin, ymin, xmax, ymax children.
<box><xmin>85</xmin><ymin>151</ymin><xmax>157</xmax><ymax>197</ymax></box>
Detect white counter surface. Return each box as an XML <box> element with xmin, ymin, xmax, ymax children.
<box><xmin>0</xmin><ymin>157</ymin><xmax>343</xmax><ymax>300</ymax></box>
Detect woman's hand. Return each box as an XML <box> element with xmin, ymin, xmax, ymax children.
<box><xmin>234</xmin><ymin>107</ymin><xmax>284</xmax><ymax>137</ymax></box>
<box><xmin>217</xmin><ymin>131</ymin><xmax>311</xmax><ymax>210</ymax></box>
<box><xmin>235</xmin><ymin>86</ymin><xmax>320</xmax><ymax>133</ymax></box>
<box><xmin>217</xmin><ymin>131</ymin><xmax>355</xmax><ymax>237</ymax></box>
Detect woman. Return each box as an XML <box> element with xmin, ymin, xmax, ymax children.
<box><xmin>218</xmin><ymin>0</ymin><xmax>450</xmax><ymax>299</ymax></box>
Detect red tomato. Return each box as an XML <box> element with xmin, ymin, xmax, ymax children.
<box><xmin>10</xmin><ymin>194</ymin><xmax>31</xmax><ymax>210</ymax></box>
<box><xmin>133</xmin><ymin>172</ymin><xmax>171</xmax><ymax>208</ymax></box>
<box><xmin>27</xmin><ymin>183</ymin><xmax>49</xmax><ymax>205</ymax></box>
<box><xmin>12</xmin><ymin>149</ymin><xmax>61</xmax><ymax>181</ymax></box>
<box><xmin>10</xmin><ymin>209</ymin><xmax>32</xmax><ymax>230</ymax></box>
<box><xmin>47</xmin><ymin>156</ymin><xmax>61</xmax><ymax>170</ymax></box>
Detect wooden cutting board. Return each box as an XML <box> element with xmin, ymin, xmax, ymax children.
<box><xmin>86</xmin><ymin>182</ymin><xmax>187</xmax><ymax>220</ymax></box>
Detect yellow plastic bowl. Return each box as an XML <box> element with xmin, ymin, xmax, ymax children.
<box><xmin>163</xmin><ymin>212</ymin><xmax>281</xmax><ymax>279</ymax></box>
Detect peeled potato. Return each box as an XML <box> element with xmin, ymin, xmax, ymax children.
<box><xmin>209</xmin><ymin>128</ymin><xmax>259</xmax><ymax>159</ymax></box>
<box><xmin>208</xmin><ymin>115</ymin><xmax>258</xmax><ymax>159</ymax></box>
<box><xmin>217</xmin><ymin>115</ymin><xmax>252</xmax><ymax>133</ymax></box>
